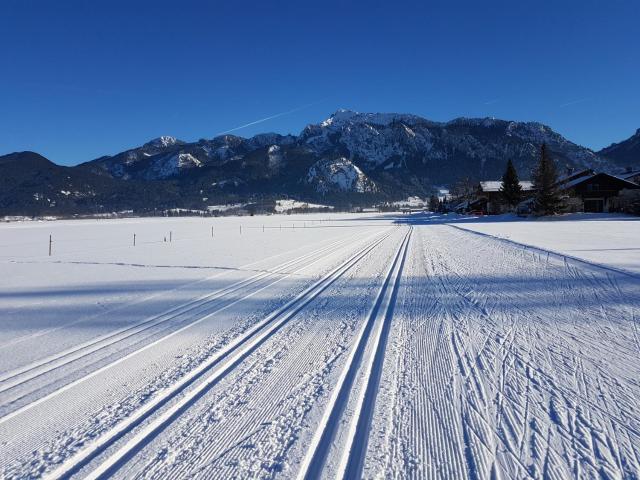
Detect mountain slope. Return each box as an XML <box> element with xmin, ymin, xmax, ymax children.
<box><xmin>306</xmin><ymin>157</ymin><xmax>377</xmax><ymax>195</ymax></box>
<box><xmin>0</xmin><ymin>151</ymin><xmax>182</xmax><ymax>216</ymax></box>
<box><xmin>300</xmin><ymin>110</ymin><xmax>608</xmax><ymax>186</ymax></box>
<box><xmin>84</xmin><ymin>134</ymin><xmax>296</xmax><ymax>181</ymax></box>
<box><xmin>1</xmin><ymin>110</ymin><xmax>627</xmax><ymax>215</ymax></box>
<box><xmin>82</xmin><ymin>110</ymin><xmax>609</xmax><ymax>194</ymax></box>
<box><xmin>598</xmin><ymin>129</ymin><xmax>640</xmax><ymax>169</ymax></box>
<box><xmin>0</xmin><ymin>151</ymin><xmax>106</xmax><ymax>214</ymax></box>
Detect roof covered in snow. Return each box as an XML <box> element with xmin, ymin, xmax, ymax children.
<box><xmin>555</xmin><ymin>169</ymin><xmax>594</xmax><ymax>186</ymax></box>
<box><xmin>479</xmin><ymin>180</ymin><xmax>534</xmax><ymax>192</ymax></box>
<box><xmin>619</xmin><ymin>170</ymin><xmax>640</xmax><ymax>180</ymax></box>
<box><xmin>559</xmin><ymin>172</ymin><xmax>640</xmax><ymax>190</ymax></box>
<box><xmin>561</xmin><ymin>175</ymin><xmax>596</xmax><ymax>189</ymax></box>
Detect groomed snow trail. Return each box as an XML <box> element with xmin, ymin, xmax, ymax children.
<box><xmin>364</xmin><ymin>223</ymin><xmax>640</xmax><ymax>480</ymax></box>
<box><xmin>1</xmin><ymin>213</ymin><xmax>640</xmax><ymax>479</ymax></box>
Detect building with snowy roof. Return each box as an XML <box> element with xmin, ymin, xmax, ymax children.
<box><xmin>616</xmin><ymin>167</ymin><xmax>640</xmax><ymax>186</ymax></box>
<box><xmin>475</xmin><ymin>180</ymin><xmax>535</xmax><ymax>214</ymax></box>
<box><xmin>556</xmin><ymin>172</ymin><xmax>639</xmax><ymax>213</ymax></box>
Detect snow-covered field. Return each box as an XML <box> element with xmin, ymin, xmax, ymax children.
<box><xmin>440</xmin><ymin>213</ymin><xmax>640</xmax><ymax>274</ymax></box>
<box><xmin>1</xmin><ymin>212</ymin><xmax>639</xmax><ymax>479</ymax></box>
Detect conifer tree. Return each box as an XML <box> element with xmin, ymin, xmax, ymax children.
<box><xmin>532</xmin><ymin>143</ymin><xmax>561</xmax><ymax>215</ymax></box>
<box><xmin>499</xmin><ymin>159</ymin><xmax>522</xmax><ymax>210</ymax></box>
<box><xmin>429</xmin><ymin>194</ymin><xmax>440</xmax><ymax>212</ymax></box>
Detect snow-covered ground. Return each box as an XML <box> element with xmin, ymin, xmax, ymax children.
<box><xmin>274</xmin><ymin>199</ymin><xmax>333</xmax><ymax>213</ymax></box>
<box><xmin>438</xmin><ymin>212</ymin><xmax>640</xmax><ymax>274</ymax></box>
<box><xmin>1</xmin><ymin>213</ymin><xmax>639</xmax><ymax>479</ymax></box>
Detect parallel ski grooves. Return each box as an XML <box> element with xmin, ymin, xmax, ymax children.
<box><xmin>297</xmin><ymin>226</ymin><xmax>411</xmax><ymax>480</ymax></box>
<box><xmin>0</xmin><ymin>233</ymin><xmax>357</xmax><ymax>395</ymax></box>
<box><xmin>42</xmin><ymin>228</ymin><xmax>396</xmax><ymax>480</ymax></box>
<box><xmin>0</xmin><ymin>229</ymin><xmax>384</xmax><ymax>425</ymax></box>
<box><xmin>340</xmin><ymin>226</ymin><xmax>412</xmax><ymax>479</ymax></box>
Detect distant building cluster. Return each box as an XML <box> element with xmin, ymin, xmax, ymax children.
<box><xmin>447</xmin><ymin>166</ymin><xmax>640</xmax><ymax>216</ymax></box>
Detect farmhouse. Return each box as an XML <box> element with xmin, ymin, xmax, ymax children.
<box><xmin>558</xmin><ymin>172</ymin><xmax>639</xmax><ymax>212</ymax></box>
<box><xmin>459</xmin><ymin>164</ymin><xmax>639</xmax><ymax>216</ymax></box>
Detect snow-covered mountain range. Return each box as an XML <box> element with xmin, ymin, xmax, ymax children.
<box><xmin>1</xmin><ymin>110</ymin><xmax>637</xmax><ymax>215</ymax></box>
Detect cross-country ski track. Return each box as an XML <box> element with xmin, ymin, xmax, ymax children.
<box><xmin>1</xmin><ymin>213</ymin><xmax>639</xmax><ymax>479</ymax></box>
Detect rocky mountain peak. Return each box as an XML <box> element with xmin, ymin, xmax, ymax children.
<box><xmin>320</xmin><ymin>109</ymin><xmax>426</xmax><ymax>129</ymax></box>
<box><xmin>143</xmin><ymin>136</ymin><xmax>183</xmax><ymax>149</ymax></box>
<box><xmin>5</xmin><ymin>111</ymin><xmax>638</xmax><ymax>216</ymax></box>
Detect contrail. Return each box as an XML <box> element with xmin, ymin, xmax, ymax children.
<box><xmin>559</xmin><ymin>97</ymin><xmax>590</xmax><ymax>108</ymax></box>
<box><xmin>216</xmin><ymin>100</ymin><xmax>327</xmax><ymax>136</ymax></box>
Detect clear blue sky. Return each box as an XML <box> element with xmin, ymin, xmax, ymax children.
<box><xmin>1</xmin><ymin>0</ymin><xmax>638</xmax><ymax>165</ymax></box>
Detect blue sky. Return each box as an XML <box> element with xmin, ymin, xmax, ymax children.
<box><xmin>1</xmin><ymin>0</ymin><xmax>638</xmax><ymax>165</ymax></box>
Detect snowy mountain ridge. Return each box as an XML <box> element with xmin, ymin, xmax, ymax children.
<box><xmin>319</xmin><ymin>109</ymin><xmax>429</xmax><ymax>129</ymax></box>
<box><xmin>303</xmin><ymin>109</ymin><xmax>608</xmax><ymax>172</ymax></box>
<box><xmin>143</xmin><ymin>136</ymin><xmax>184</xmax><ymax>149</ymax></box>
<box><xmin>87</xmin><ymin>109</ymin><xmax>613</xmax><ymax>183</ymax></box>
<box><xmin>2</xmin><ymin>109</ymin><xmax>638</xmax><ymax>215</ymax></box>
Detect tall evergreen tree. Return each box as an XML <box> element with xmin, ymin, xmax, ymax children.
<box><xmin>532</xmin><ymin>143</ymin><xmax>561</xmax><ymax>215</ymax></box>
<box><xmin>499</xmin><ymin>159</ymin><xmax>522</xmax><ymax>209</ymax></box>
<box><xmin>429</xmin><ymin>194</ymin><xmax>440</xmax><ymax>212</ymax></box>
